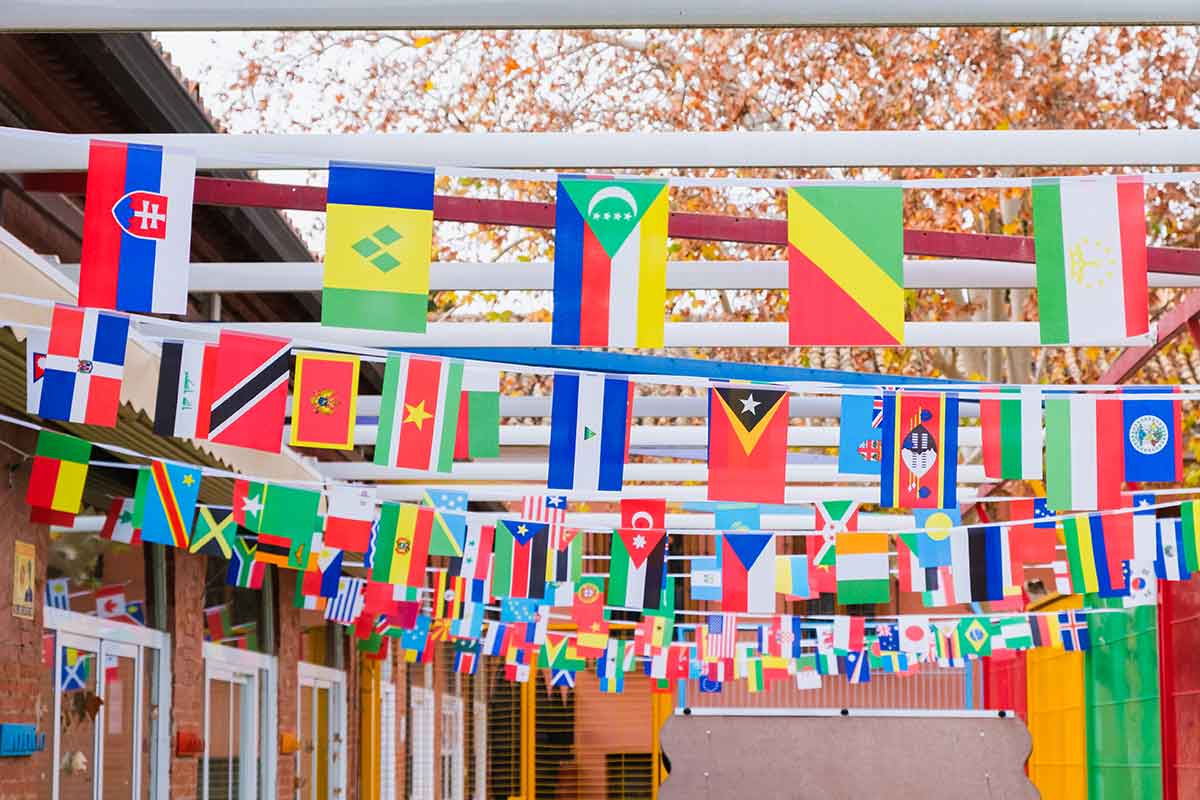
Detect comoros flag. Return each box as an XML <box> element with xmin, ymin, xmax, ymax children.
<box><xmin>79</xmin><ymin>140</ymin><xmax>196</xmax><ymax>314</ymax></box>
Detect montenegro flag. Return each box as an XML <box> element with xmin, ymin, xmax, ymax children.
<box><xmin>706</xmin><ymin>386</ymin><xmax>788</xmax><ymax>503</ymax></box>
<box><xmin>289</xmin><ymin>351</ymin><xmax>360</xmax><ymax>449</ymax></box>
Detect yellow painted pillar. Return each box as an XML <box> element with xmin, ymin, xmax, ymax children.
<box><xmin>360</xmin><ymin>658</ymin><xmax>381</xmax><ymax>800</ymax></box>
<box><xmin>650</xmin><ymin>692</ymin><xmax>673</xmax><ymax>798</ymax></box>
<box><xmin>520</xmin><ymin>674</ymin><xmax>537</xmax><ymax>800</ymax></box>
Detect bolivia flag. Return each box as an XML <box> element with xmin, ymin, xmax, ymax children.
<box><xmin>1032</xmin><ymin>176</ymin><xmax>1148</xmax><ymax>345</ymax></box>
<box><xmin>375</xmin><ymin>353</ymin><xmax>463</xmax><ymax>473</ymax></box>
<box><xmin>370</xmin><ymin>503</ymin><xmax>433</xmax><ymax>587</ymax></box>
<box><xmin>289</xmin><ymin>351</ymin><xmax>360</xmax><ymax>450</ymax></box>
<box><xmin>835</xmin><ymin>533</ymin><xmax>891</xmax><ymax>605</ymax></box>
<box><xmin>1045</xmin><ymin>395</ymin><xmax>1124</xmax><ymax>511</ymax></box>
<box><xmin>26</xmin><ymin>431</ymin><xmax>91</xmax><ymax>520</ymax></box>
<box><xmin>321</xmin><ymin>163</ymin><xmax>433</xmax><ymax>332</ymax></box>
<box><xmin>980</xmin><ymin>386</ymin><xmax>1043</xmax><ymax>480</ymax></box>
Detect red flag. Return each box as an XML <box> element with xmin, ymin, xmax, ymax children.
<box><xmin>707</xmin><ymin>386</ymin><xmax>788</xmax><ymax>503</ymax></box>
<box><xmin>289</xmin><ymin>352</ymin><xmax>359</xmax><ymax>449</ymax></box>
<box><xmin>621</xmin><ymin>498</ymin><xmax>666</xmax><ymax>529</ymax></box>
<box><xmin>207</xmin><ymin>331</ymin><xmax>291</xmax><ymax>452</ymax></box>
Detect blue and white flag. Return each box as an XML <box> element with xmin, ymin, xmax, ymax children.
<box><xmin>45</xmin><ymin>577</ymin><xmax>70</xmax><ymax>611</ymax></box>
<box><xmin>1155</xmin><ymin>518</ymin><xmax>1190</xmax><ymax>581</ymax></box>
<box><xmin>548</xmin><ymin>372</ymin><xmax>631</xmax><ymax>492</ymax></box>
<box><xmin>837</xmin><ymin>393</ymin><xmax>883</xmax><ymax>475</ymax></box>
<box><xmin>324</xmin><ymin>576</ymin><xmax>365</xmax><ymax>624</ymax></box>
<box><xmin>1123</xmin><ymin>390</ymin><xmax>1181</xmax><ymax>483</ymax></box>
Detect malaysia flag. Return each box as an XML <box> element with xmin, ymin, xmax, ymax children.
<box><xmin>38</xmin><ymin>304</ymin><xmax>129</xmax><ymax>427</ymax></box>
<box><xmin>79</xmin><ymin>140</ymin><xmax>196</xmax><ymax>314</ymax></box>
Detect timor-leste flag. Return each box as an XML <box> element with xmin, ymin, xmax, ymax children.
<box><xmin>707</xmin><ymin>386</ymin><xmax>788</xmax><ymax>503</ymax></box>
<box><xmin>787</xmin><ymin>186</ymin><xmax>904</xmax><ymax>346</ymax></box>
<box><xmin>289</xmin><ymin>351</ymin><xmax>360</xmax><ymax>449</ymax></box>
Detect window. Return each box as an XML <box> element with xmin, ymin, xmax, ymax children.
<box><xmin>605</xmin><ymin>752</ymin><xmax>654</xmax><ymax>800</ymax></box>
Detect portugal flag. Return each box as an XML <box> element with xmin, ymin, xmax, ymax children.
<box><xmin>289</xmin><ymin>351</ymin><xmax>360</xmax><ymax>449</ymax></box>
<box><xmin>707</xmin><ymin>386</ymin><xmax>788</xmax><ymax>503</ymax></box>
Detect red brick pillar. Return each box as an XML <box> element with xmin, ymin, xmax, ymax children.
<box><xmin>0</xmin><ymin>422</ymin><xmax>52</xmax><ymax>797</ymax></box>
<box><xmin>167</xmin><ymin>547</ymin><xmax>206</xmax><ymax>798</ymax></box>
<box><xmin>345</xmin><ymin>635</ymin><xmax>360</xmax><ymax>800</ymax></box>
<box><xmin>276</xmin><ymin>574</ymin><xmax>299</xmax><ymax>800</ymax></box>
<box><xmin>394</xmin><ymin>651</ymin><xmax>408</xmax><ymax>797</ymax></box>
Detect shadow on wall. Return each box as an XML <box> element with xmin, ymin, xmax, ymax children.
<box><xmin>659</xmin><ymin>713</ymin><xmax>1036</xmax><ymax>800</ymax></box>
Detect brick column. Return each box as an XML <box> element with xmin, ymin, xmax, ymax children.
<box><xmin>345</xmin><ymin>638</ymin><xmax>360</xmax><ymax>800</ymax></box>
<box><xmin>276</xmin><ymin>575</ymin><xmax>299</xmax><ymax>800</ymax></box>
<box><xmin>0</xmin><ymin>422</ymin><xmax>52</xmax><ymax>798</ymax></box>
<box><xmin>168</xmin><ymin>547</ymin><xmax>207</xmax><ymax>798</ymax></box>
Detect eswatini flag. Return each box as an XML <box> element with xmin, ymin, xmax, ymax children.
<box><xmin>979</xmin><ymin>387</ymin><xmax>1043</xmax><ymax>480</ymax></box>
<box><xmin>1032</xmin><ymin>176</ymin><xmax>1148</xmax><ymax>345</ymax></box>
<box><xmin>551</xmin><ymin>177</ymin><xmax>669</xmax><ymax>348</ymax></box>
<box><xmin>787</xmin><ymin>186</ymin><xmax>904</xmax><ymax>346</ymax></box>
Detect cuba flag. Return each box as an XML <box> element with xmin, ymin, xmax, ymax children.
<box><xmin>1123</xmin><ymin>388</ymin><xmax>1181</xmax><ymax>483</ymax></box>
<box><xmin>79</xmin><ymin>140</ymin><xmax>196</xmax><ymax>314</ymax></box>
<box><xmin>548</xmin><ymin>372</ymin><xmax>632</xmax><ymax>492</ymax></box>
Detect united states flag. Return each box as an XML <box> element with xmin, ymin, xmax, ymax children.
<box><xmin>522</xmin><ymin>495</ymin><xmax>569</xmax><ymax>548</ymax></box>
<box><xmin>705</xmin><ymin>613</ymin><xmax>738</xmax><ymax>660</ymax></box>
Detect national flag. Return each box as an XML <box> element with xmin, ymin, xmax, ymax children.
<box><xmin>522</xmin><ymin>495</ymin><xmax>570</xmax><ymax>550</ymax></box>
<box><xmin>921</xmin><ymin>566</ymin><xmax>957</xmax><ymax>609</ymax></box>
<box><xmin>808</xmin><ymin>528</ymin><xmax>837</xmax><ymax>595</ymax></box>
<box><xmin>60</xmin><ymin>647</ymin><xmax>91</xmax><ymax>691</ymax></box>
<box><xmin>189</xmin><ymin>505</ymin><xmax>236</xmax><ymax>559</ymax></box>
<box><xmin>26</xmin><ymin>430</ymin><xmax>91</xmax><ymax>519</ymax></box>
<box><xmin>450</xmin><ymin>601</ymin><xmax>485</xmax><ymax>641</ymax></box>
<box><xmin>375</xmin><ymin>353</ymin><xmax>462</xmax><ymax>473</ymax></box>
<box><xmin>633</xmin><ymin>615</ymin><xmax>671</xmax><ymax>657</ymax></box>
<box><xmin>704</xmin><ymin>614</ymin><xmax>738</xmax><ymax>661</ymax></box>
<box><xmin>204</xmin><ymin>605</ymin><xmax>232</xmax><ymax>641</ymax></box>
<box><xmin>454</xmin><ymin>365</ymin><xmax>501</xmax><ymax>460</ymax></box>
<box><xmin>787</xmin><ymin>185</ymin><xmax>904</xmax><ymax>346</ymax></box>
<box><xmin>1155</xmin><ymin>518</ymin><xmax>1191</xmax><ymax>581</ymax></box>
<box><xmin>720</xmin><ymin>533</ymin><xmax>776</xmax><ymax>613</ymax></box>
<box><xmin>608</xmin><ymin>527</ymin><xmax>668</xmax><ymax>611</ymax></box>
<box><xmin>450</xmin><ymin>520</ymin><xmax>495</xmax><ymax>590</ymax></box>
<box><xmin>45</xmin><ymin>578</ymin><xmax>70</xmax><ymax>611</ymax></box>
<box><xmin>816</xmin><ymin>500</ymin><xmax>859</xmax><ymax>535</ymax></box>
<box><xmin>79</xmin><ymin>140</ymin><xmax>195</xmax><ymax>313</ymax></box>
<box><xmin>325</xmin><ymin>576</ymin><xmax>366</xmax><ymax>624</ymax></box>
<box><xmin>1009</xmin><ymin>498</ymin><xmax>1058</xmax><ymax>565</ymax></box>
<box><xmin>951</xmin><ymin>525</ymin><xmax>1013</xmax><ymax>603</ymax></box>
<box><xmin>1181</xmin><ymin>500</ymin><xmax>1200</xmax><ymax>573</ymax></box>
<box><xmin>370</xmin><ymin>503</ymin><xmax>434</xmax><ymax>587</ymax></box>
<box><xmin>835</xmin><ymin>532</ymin><xmax>891</xmax><ymax>605</ymax></box>
<box><xmin>832</xmin><ymin>616</ymin><xmax>865</xmax><ymax>653</ymax></box>
<box><xmin>838</xmin><ymin>394</ymin><xmax>883</xmax><ymax>475</ymax></box>
<box><xmin>844</xmin><ymin>650</ymin><xmax>872</xmax><ymax>684</ymax></box>
<box><xmin>1032</xmin><ymin>175</ymin><xmax>1148</xmax><ymax>345</ymax></box>
<box><xmin>501</xmin><ymin>597</ymin><xmax>540</xmax><ymax>626</ymax></box>
<box><xmin>957</xmin><ymin>616</ymin><xmax>996</xmax><ymax>657</ymax></box>
<box><xmin>912</xmin><ymin>508</ymin><xmax>957</xmax><ymax>567</ymax></box>
<box><xmin>132</xmin><ymin>460</ymin><xmax>201</xmax><ymax>548</ymax></box>
<box><xmin>897</xmin><ymin>616</ymin><xmax>931</xmax><ymax>655</ymax></box>
<box><xmin>1122</xmin><ymin>389</ymin><xmax>1182</xmax><ymax>483</ymax></box>
<box><xmin>1132</xmin><ymin>495</ymin><xmax>1159</xmax><ymax>562</ymax></box>
<box><xmin>896</xmin><ymin>534</ymin><xmax>930</xmax><ymax>594</ymax></box>
<box><xmin>289</xmin><ymin>351</ymin><xmax>360</xmax><ymax>449</ymax></box>
<box><xmin>994</xmin><ymin>616</ymin><xmax>1035</xmax><ymax>651</ymax></box>
<box><xmin>775</xmin><ymin>554</ymin><xmax>812</xmax><ymax>600</ymax></box>
<box><xmin>226</xmin><ymin>532</ymin><xmax>265</xmax><ymax>589</ymax></box>
<box><xmin>302</xmin><ymin>537</ymin><xmax>344</xmax><ymax>600</ymax></box>
<box><xmin>493</xmin><ymin>520</ymin><xmax>551</xmax><ymax>600</ymax></box>
<box><xmin>552</xmin><ymin>177</ymin><xmax>669</xmax><ymax>348</ymax></box>
<box><xmin>548</xmin><ymin>372</ymin><xmax>632</xmax><ymax>493</ymax></box>
<box><xmin>768</xmin><ymin>615</ymin><xmax>805</xmax><ymax>659</ymax></box>
<box><xmin>243</xmin><ymin>482</ymin><xmax>321</xmax><ymax>540</ymax></box>
<box><xmin>1062</xmin><ymin>514</ymin><xmax>1127</xmax><ymax>597</ymax></box>
<box><xmin>324</xmin><ymin>484</ymin><xmax>376</xmax><ymax>551</ymax></box>
<box><xmin>207</xmin><ymin>330</ymin><xmax>291</xmax><ymax>453</ymax></box>
<box><xmin>322</xmin><ymin>162</ymin><xmax>433</xmax><ymax>332</ymax></box>
<box><xmin>690</xmin><ymin>554</ymin><xmax>722</xmax><ymax>602</ymax></box>
<box><xmin>1123</xmin><ymin>560</ymin><xmax>1158</xmax><ymax>608</ymax></box>
<box><xmin>1057</xmin><ymin>610</ymin><xmax>1091</xmax><ymax>651</ymax></box>
<box><xmin>980</xmin><ymin>386</ymin><xmax>1043</xmax><ymax>480</ymax></box>
<box><xmin>421</xmin><ymin>489</ymin><xmax>468</xmax><ymax>557</ymax></box>
<box><xmin>400</xmin><ymin>616</ymin><xmax>433</xmax><ymax>662</ymax></box>
<box><xmin>572</xmin><ymin>578</ymin><xmax>609</xmax><ymax>657</ymax></box>
<box><xmin>453</xmin><ymin>640</ymin><xmax>481</xmax><ymax>675</ymax></box>
<box><xmin>481</xmin><ymin>621</ymin><xmax>508</xmax><ymax>657</ymax></box>
<box><xmin>880</xmin><ymin>390</ymin><xmax>959</xmax><ymax>509</ymax></box>
<box><xmin>154</xmin><ymin>339</ymin><xmax>216</xmax><ymax>439</ymax></box>
<box><xmin>24</xmin><ymin>329</ymin><xmax>48</xmax><ymax>415</ymax></box>
<box><xmin>38</xmin><ymin>304</ymin><xmax>129</xmax><ymax>426</ymax></box>
<box><xmin>707</xmin><ymin>385</ymin><xmax>789</xmax><ymax>503</ymax></box>
<box><xmin>94</xmin><ymin>584</ymin><xmax>126</xmax><ymax>619</ymax></box>
<box><xmin>433</xmin><ymin>571</ymin><xmax>467</xmax><ymax>620</ymax></box>
<box><xmin>1045</xmin><ymin>396</ymin><xmax>1125</xmax><ymax>511</ymax></box>
<box><xmin>546</xmin><ymin>527</ymin><xmax>583</xmax><ymax>589</ymax></box>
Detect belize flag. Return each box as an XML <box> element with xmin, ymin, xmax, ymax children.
<box><xmin>39</xmin><ymin>304</ymin><xmax>129</xmax><ymax>427</ymax></box>
<box><xmin>551</xmin><ymin>177</ymin><xmax>669</xmax><ymax>348</ymax></box>
<box><xmin>1122</xmin><ymin>388</ymin><xmax>1181</xmax><ymax>483</ymax></box>
<box><xmin>548</xmin><ymin>372</ymin><xmax>632</xmax><ymax>492</ymax></box>
<box><xmin>79</xmin><ymin>140</ymin><xmax>196</xmax><ymax>314</ymax></box>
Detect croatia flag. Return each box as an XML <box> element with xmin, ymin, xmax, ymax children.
<box><xmin>79</xmin><ymin>140</ymin><xmax>196</xmax><ymax>314</ymax></box>
<box><xmin>39</xmin><ymin>304</ymin><xmax>129</xmax><ymax>427</ymax></box>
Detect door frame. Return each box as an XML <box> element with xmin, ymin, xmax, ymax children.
<box><xmin>297</xmin><ymin>661</ymin><xmax>348</xmax><ymax>799</ymax></box>
<box><xmin>45</xmin><ymin>607</ymin><xmax>171</xmax><ymax>800</ymax></box>
<box><xmin>203</xmin><ymin>642</ymin><xmax>278</xmax><ymax>799</ymax></box>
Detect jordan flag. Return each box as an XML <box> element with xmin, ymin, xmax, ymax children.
<box><xmin>608</xmin><ymin>527</ymin><xmax>668</xmax><ymax>611</ymax></box>
<box><xmin>707</xmin><ymin>386</ymin><xmax>788</xmax><ymax>503</ymax></box>
<box><xmin>721</xmin><ymin>533</ymin><xmax>776</xmax><ymax>614</ymax></box>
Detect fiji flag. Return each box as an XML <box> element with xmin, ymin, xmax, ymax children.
<box><xmin>1122</xmin><ymin>388</ymin><xmax>1182</xmax><ymax>483</ymax></box>
<box><xmin>551</xmin><ymin>177</ymin><xmax>669</xmax><ymax>348</ymax></box>
<box><xmin>837</xmin><ymin>394</ymin><xmax>883</xmax><ymax>475</ymax></box>
<box><xmin>548</xmin><ymin>372</ymin><xmax>632</xmax><ymax>492</ymax></box>
<box><xmin>79</xmin><ymin>140</ymin><xmax>195</xmax><ymax>314</ymax></box>
<box><xmin>39</xmin><ymin>304</ymin><xmax>130</xmax><ymax>427</ymax></box>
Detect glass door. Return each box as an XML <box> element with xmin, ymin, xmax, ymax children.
<box><xmin>297</xmin><ymin>662</ymin><xmax>347</xmax><ymax>799</ymax></box>
<box><xmin>55</xmin><ymin>631</ymin><xmax>101</xmax><ymax>800</ymax></box>
<box><xmin>203</xmin><ymin>643</ymin><xmax>277</xmax><ymax>800</ymax></box>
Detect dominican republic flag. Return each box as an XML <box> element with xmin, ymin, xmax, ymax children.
<box><xmin>79</xmin><ymin>140</ymin><xmax>196</xmax><ymax>314</ymax></box>
<box><xmin>548</xmin><ymin>372</ymin><xmax>632</xmax><ymax>493</ymax></box>
<box><xmin>720</xmin><ymin>533</ymin><xmax>776</xmax><ymax>613</ymax></box>
<box><xmin>39</xmin><ymin>304</ymin><xmax>130</xmax><ymax>427</ymax></box>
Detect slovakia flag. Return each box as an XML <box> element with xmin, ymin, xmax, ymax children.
<box><xmin>39</xmin><ymin>304</ymin><xmax>130</xmax><ymax>427</ymax></box>
<box><xmin>79</xmin><ymin>140</ymin><xmax>195</xmax><ymax>314</ymax></box>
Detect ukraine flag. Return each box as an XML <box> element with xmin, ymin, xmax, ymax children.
<box><xmin>321</xmin><ymin>162</ymin><xmax>434</xmax><ymax>332</ymax></box>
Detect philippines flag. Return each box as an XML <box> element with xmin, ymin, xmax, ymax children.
<box><xmin>39</xmin><ymin>304</ymin><xmax>129</xmax><ymax>427</ymax></box>
<box><xmin>79</xmin><ymin>140</ymin><xmax>196</xmax><ymax>314</ymax></box>
<box><xmin>548</xmin><ymin>372</ymin><xmax>632</xmax><ymax>492</ymax></box>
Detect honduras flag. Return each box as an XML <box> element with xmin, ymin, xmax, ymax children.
<box><xmin>548</xmin><ymin>372</ymin><xmax>631</xmax><ymax>492</ymax></box>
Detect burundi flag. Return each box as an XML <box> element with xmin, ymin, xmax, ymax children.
<box><xmin>370</xmin><ymin>503</ymin><xmax>434</xmax><ymax>588</ymax></box>
<box><xmin>133</xmin><ymin>460</ymin><xmax>201</xmax><ymax>548</ymax></box>
<box><xmin>1032</xmin><ymin>175</ymin><xmax>1148</xmax><ymax>345</ymax></box>
<box><xmin>835</xmin><ymin>532</ymin><xmax>892</xmax><ymax>605</ymax></box>
<box><xmin>608</xmin><ymin>527</ymin><xmax>668</xmax><ymax>611</ymax></box>
<box><xmin>375</xmin><ymin>353</ymin><xmax>463</xmax><ymax>473</ymax></box>
<box><xmin>39</xmin><ymin>304</ymin><xmax>129</xmax><ymax>427</ymax></box>
<box><xmin>548</xmin><ymin>372</ymin><xmax>632</xmax><ymax>493</ymax></box>
<box><xmin>720</xmin><ymin>533</ymin><xmax>776</xmax><ymax>614</ymax></box>
<box><xmin>787</xmin><ymin>186</ymin><xmax>904</xmax><ymax>346</ymax></box>
<box><xmin>552</xmin><ymin>177</ymin><xmax>669</xmax><ymax>348</ymax></box>
<box><xmin>1044</xmin><ymin>395</ymin><xmax>1124</xmax><ymax>511</ymax></box>
<box><xmin>289</xmin><ymin>351</ymin><xmax>360</xmax><ymax>449</ymax></box>
<box><xmin>980</xmin><ymin>386</ymin><xmax>1043</xmax><ymax>480</ymax></box>
<box><xmin>707</xmin><ymin>386</ymin><xmax>789</xmax><ymax>504</ymax></box>
<box><xmin>26</xmin><ymin>430</ymin><xmax>91</xmax><ymax>521</ymax></box>
<box><xmin>322</xmin><ymin>162</ymin><xmax>434</xmax><ymax>332</ymax></box>
<box><xmin>880</xmin><ymin>390</ymin><xmax>959</xmax><ymax>509</ymax></box>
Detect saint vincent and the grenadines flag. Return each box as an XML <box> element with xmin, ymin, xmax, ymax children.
<box><xmin>707</xmin><ymin>385</ymin><xmax>789</xmax><ymax>504</ymax></box>
<box><xmin>375</xmin><ymin>353</ymin><xmax>462</xmax><ymax>474</ymax></box>
<box><xmin>787</xmin><ymin>186</ymin><xmax>904</xmax><ymax>346</ymax></box>
<box><xmin>322</xmin><ymin>162</ymin><xmax>434</xmax><ymax>333</ymax></box>
<box><xmin>880</xmin><ymin>391</ymin><xmax>959</xmax><ymax>509</ymax></box>
<box><xmin>552</xmin><ymin>177</ymin><xmax>669</xmax><ymax>348</ymax></box>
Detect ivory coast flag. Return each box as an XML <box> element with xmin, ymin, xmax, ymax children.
<box><xmin>787</xmin><ymin>186</ymin><xmax>904</xmax><ymax>346</ymax></box>
<box><xmin>322</xmin><ymin>162</ymin><xmax>434</xmax><ymax>332</ymax></box>
<box><xmin>375</xmin><ymin>353</ymin><xmax>463</xmax><ymax>473</ymax></box>
<box><xmin>1032</xmin><ymin>176</ymin><xmax>1148</xmax><ymax>345</ymax></box>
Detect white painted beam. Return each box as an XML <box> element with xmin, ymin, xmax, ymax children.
<box><xmin>7</xmin><ymin>128</ymin><xmax>1200</xmax><ymax>170</ymax></box>
<box><xmin>152</xmin><ymin>320</ymin><xmax>1154</xmax><ymax>348</ymax></box>
<box><xmin>373</xmin><ymin>483</ymin><xmax>984</xmax><ymax>504</ymax></box>
<box><xmin>57</xmin><ymin>259</ymin><xmax>1200</xmax><ymax>292</ymax></box>
<box><xmin>472</xmin><ymin>511</ymin><xmax>917</xmax><ymax>531</ymax></box>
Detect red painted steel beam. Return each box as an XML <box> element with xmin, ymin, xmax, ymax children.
<box><xmin>1099</xmin><ymin>289</ymin><xmax>1200</xmax><ymax>384</ymax></box>
<box><xmin>21</xmin><ymin>171</ymin><xmax>1200</xmax><ymax>271</ymax></box>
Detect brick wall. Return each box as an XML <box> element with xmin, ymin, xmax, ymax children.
<box><xmin>168</xmin><ymin>547</ymin><xmax>207</xmax><ymax>798</ymax></box>
<box><xmin>0</xmin><ymin>422</ymin><xmax>52</xmax><ymax>797</ymax></box>
<box><xmin>277</xmin><ymin>572</ymin><xmax>299</xmax><ymax>800</ymax></box>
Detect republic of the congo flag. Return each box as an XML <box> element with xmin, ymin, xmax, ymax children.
<box><xmin>787</xmin><ymin>186</ymin><xmax>904</xmax><ymax>346</ymax></box>
<box><xmin>321</xmin><ymin>162</ymin><xmax>434</xmax><ymax>332</ymax></box>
